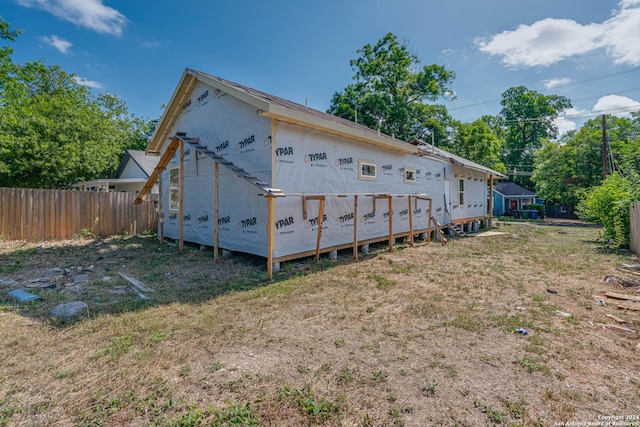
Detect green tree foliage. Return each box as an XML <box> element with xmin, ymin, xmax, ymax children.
<box><xmin>0</xmin><ymin>16</ymin><xmax>153</xmax><ymax>188</ymax></box>
<box><xmin>328</xmin><ymin>33</ymin><xmax>456</xmax><ymax>143</ymax></box>
<box><xmin>533</xmin><ymin>114</ymin><xmax>640</xmax><ymax>205</ymax></box>
<box><xmin>0</xmin><ymin>15</ymin><xmax>24</xmax><ymax>174</ymax></box>
<box><xmin>447</xmin><ymin>119</ymin><xmax>506</xmax><ymax>173</ymax></box>
<box><xmin>577</xmin><ymin>173</ymin><xmax>637</xmax><ymax>247</ymax></box>
<box><xmin>499</xmin><ymin>86</ymin><xmax>572</xmax><ymax>187</ymax></box>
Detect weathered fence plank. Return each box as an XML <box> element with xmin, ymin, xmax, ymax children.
<box><xmin>0</xmin><ymin>187</ymin><xmax>157</xmax><ymax>241</ymax></box>
<box><xmin>631</xmin><ymin>201</ymin><xmax>640</xmax><ymax>256</ymax></box>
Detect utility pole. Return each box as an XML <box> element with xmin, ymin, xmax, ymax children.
<box><xmin>602</xmin><ymin>114</ymin><xmax>608</xmax><ymax>179</ymax></box>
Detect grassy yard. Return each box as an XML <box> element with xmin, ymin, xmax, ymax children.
<box><xmin>1</xmin><ymin>223</ymin><xmax>639</xmax><ymax>426</ymax></box>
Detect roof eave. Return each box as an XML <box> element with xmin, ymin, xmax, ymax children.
<box><xmin>262</xmin><ymin>105</ymin><xmax>419</xmax><ymax>154</ymax></box>
<box><xmin>146</xmin><ymin>69</ymin><xmax>199</xmax><ymax>154</ymax></box>
<box><xmin>449</xmin><ymin>158</ymin><xmax>507</xmax><ymax>179</ymax></box>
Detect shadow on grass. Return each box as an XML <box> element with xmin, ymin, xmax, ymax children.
<box><xmin>0</xmin><ymin>233</ymin><xmax>389</xmax><ymax>327</ymax></box>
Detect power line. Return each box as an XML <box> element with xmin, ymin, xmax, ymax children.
<box><xmin>448</xmin><ymin>66</ymin><xmax>640</xmax><ymax>112</ymax></box>
<box><xmin>502</xmin><ymin>106</ymin><xmax>640</xmax><ymax>125</ymax></box>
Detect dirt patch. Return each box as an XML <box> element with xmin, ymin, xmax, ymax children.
<box><xmin>1</xmin><ymin>225</ymin><xmax>639</xmax><ymax>426</ymax></box>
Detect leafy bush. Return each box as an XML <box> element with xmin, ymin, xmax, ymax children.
<box><xmin>576</xmin><ymin>173</ymin><xmax>635</xmax><ymax>247</ymax></box>
<box><xmin>524</xmin><ymin>203</ymin><xmax>545</xmax><ymax>218</ymax></box>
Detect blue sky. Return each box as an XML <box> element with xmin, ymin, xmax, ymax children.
<box><xmin>3</xmin><ymin>0</ymin><xmax>640</xmax><ymax>135</ymax></box>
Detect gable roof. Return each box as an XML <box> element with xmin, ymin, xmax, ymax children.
<box><xmin>147</xmin><ymin>68</ymin><xmax>505</xmax><ymax>178</ymax></box>
<box><xmin>494</xmin><ymin>182</ymin><xmax>537</xmax><ymax>197</ymax></box>
<box><xmin>114</xmin><ymin>149</ymin><xmax>158</xmax><ymax>178</ymax></box>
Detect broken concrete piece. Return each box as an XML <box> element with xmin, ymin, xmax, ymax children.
<box><xmin>47</xmin><ymin>267</ymin><xmax>64</xmax><ymax>276</ymax></box>
<box><xmin>29</xmin><ymin>277</ymin><xmax>49</xmax><ymax>283</ymax></box>
<box><xmin>553</xmin><ymin>310</ymin><xmax>572</xmax><ymax>317</ymax></box>
<box><xmin>8</xmin><ymin>289</ymin><xmax>41</xmax><ymax>302</ymax></box>
<box><xmin>73</xmin><ymin>274</ymin><xmax>88</xmax><ymax>284</ymax></box>
<box><xmin>0</xmin><ymin>279</ymin><xmax>18</xmax><ymax>286</ymax></box>
<box><xmin>102</xmin><ymin>276</ymin><xmax>112</xmax><ymax>282</ymax></box>
<box><xmin>50</xmin><ymin>301</ymin><xmax>88</xmax><ymax>320</ymax></box>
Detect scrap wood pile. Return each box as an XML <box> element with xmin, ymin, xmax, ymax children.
<box><xmin>592</xmin><ymin>264</ymin><xmax>640</xmax><ymax>334</ymax></box>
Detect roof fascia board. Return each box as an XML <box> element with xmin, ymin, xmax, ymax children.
<box><xmin>449</xmin><ymin>158</ymin><xmax>507</xmax><ymax>179</ymax></box>
<box><xmin>146</xmin><ymin>69</ymin><xmax>199</xmax><ymax>154</ymax></box>
<box><xmin>113</xmin><ymin>151</ymin><xmax>132</xmax><ymax>178</ymax></box>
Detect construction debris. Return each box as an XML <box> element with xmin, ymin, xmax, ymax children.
<box><xmin>118</xmin><ymin>273</ymin><xmax>155</xmax><ymax>293</ymax></box>
<box><xmin>604</xmin><ymin>275</ymin><xmax>640</xmax><ymax>288</ymax></box>
<box><xmin>117</xmin><ymin>273</ymin><xmax>154</xmax><ymax>300</ymax></box>
<box><xmin>596</xmin><ymin>323</ymin><xmax>635</xmax><ymax>333</ymax></box>
<box><xmin>8</xmin><ymin>289</ymin><xmax>41</xmax><ymax>302</ymax></box>
<box><xmin>50</xmin><ymin>301</ymin><xmax>88</xmax><ymax>320</ymax></box>
<box><xmin>553</xmin><ymin>310</ymin><xmax>572</xmax><ymax>317</ymax></box>
<box><xmin>605</xmin><ymin>313</ymin><xmax>626</xmax><ymax>323</ymax></box>
<box><xmin>605</xmin><ymin>291</ymin><xmax>640</xmax><ymax>303</ymax></box>
<box><xmin>73</xmin><ymin>274</ymin><xmax>88</xmax><ymax>284</ymax></box>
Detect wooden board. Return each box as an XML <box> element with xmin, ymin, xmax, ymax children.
<box><xmin>605</xmin><ymin>291</ymin><xmax>640</xmax><ymax>303</ymax></box>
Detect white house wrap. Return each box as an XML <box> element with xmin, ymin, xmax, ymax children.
<box><xmin>136</xmin><ymin>69</ymin><xmax>505</xmax><ymax>276</ymax></box>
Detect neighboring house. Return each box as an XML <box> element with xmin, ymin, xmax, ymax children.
<box><xmin>492</xmin><ymin>182</ymin><xmax>543</xmax><ymax>216</ymax></box>
<box><xmin>74</xmin><ymin>150</ymin><xmax>159</xmax><ymax>194</ymax></box>
<box><xmin>135</xmin><ymin>69</ymin><xmax>505</xmax><ymax>275</ymax></box>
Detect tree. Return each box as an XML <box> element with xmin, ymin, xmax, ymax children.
<box><xmin>328</xmin><ymin>33</ymin><xmax>456</xmax><ymax>143</ymax></box>
<box><xmin>533</xmin><ymin>114</ymin><xmax>640</xmax><ymax>205</ymax></box>
<box><xmin>0</xmin><ymin>16</ymin><xmax>154</xmax><ymax>188</ymax></box>
<box><xmin>499</xmin><ymin>86</ymin><xmax>572</xmax><ymax>187</ymax></box>
<box><xmin>577</xmin><ymin>173</ymin><xmax>637</xmax><ymax>247</ymax></box>
<box><xmin>0</xmin><ymin>16</ymin><xmax>24</xmax><ymax>174</ymax></box>
<box><xmin>447</xmin><ymin>119</ymin><xmax>506</xmax><ymax>174</ymax></box>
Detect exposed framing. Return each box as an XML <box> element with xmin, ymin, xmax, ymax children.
<box><xmin>278</xmin><ymin>192</ymin><xmax>432</xmax><ymax>280</ymax></box>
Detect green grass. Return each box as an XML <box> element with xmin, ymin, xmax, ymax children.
<box><xmin>474</xmin><ymin>398</ymin><xmax>508</xmax><ymax>424</ymax></box>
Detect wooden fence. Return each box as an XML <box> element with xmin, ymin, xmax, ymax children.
<box><xmin>632</xmin><ymin>201</ymin><xmax>640</xmax><ymax>256</ymax></box>
<box><xmin>0</xmin><ymin>187</ymin><xmax>157</xmax><ymax>241</ymax></box>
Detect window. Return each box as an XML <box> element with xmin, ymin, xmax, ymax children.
<box><xmin>169</xmin><ymin>167</ymin><xmax>180</xmax><ymax>211</ymax></box>
<box><xmin>404</xmin><ymin>168</ymin><xmax>416</xmax><ymax>184</ymax></box>
<box><xmin>458</xmin><ymin>179</ymin><xmax>465</xmax><ymax>205</ymax></box>
<box><xmin>358</xmin><ymin>160</ymin><xmax>377</xmax><ymax>181</ymax></box>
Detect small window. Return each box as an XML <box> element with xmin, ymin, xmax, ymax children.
<box><xmin>358</xmin><ymin>160</ymin><xmax>377</xmax><ymax>181</ymax></box>
<box><xmin>404</xmin><ymin>168</ymin><xmax>416</xmax><ymax>184</ymax></box>
<box><xmin>169</xmin><ymin>167</ymin><xmax>180</xmax><ymax>211</ymax></box>
<box><xmin>458</xmin><ymin>179</ymin><xmax>465</xmax><ymax>206</ymax></box>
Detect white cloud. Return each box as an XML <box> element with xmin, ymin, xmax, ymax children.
<box><xmin>476</xmin><ymin>0</ymin><xmax>640</xmax><ymax>67</ymax></box>
<box><xmin>542</xmin><ymin>77</ymin><xmax>573</xmax><ymax>90</ymax></box>
<box><xmin>73</xmin><ymin>76</ymin><xmax>103</xmax><ymax>89</ymax></box>
<box><xmin>40</xmin><ymin>34</ymin><xmax>72</xmax><ymax>54</ymax></box>
<box><xmin>554</xmin><ymin>107</ymin><xmax>586</xmax><ymax>136</ymax></box>
<box><xmin>141</xmin><ymin>40</ymin><xmax>160</xmax><ymax>48</ymax></box>
<box><xmin>554</xmin><ymin>117</ymin><xmax>577</xmax><ymax>135</ymax></box>
<box><xmin>591</xmin><ymin>94</ymin><xmax>640</xmax><ymax>116</ymax></box>
<box><xmin>16</xmin><ymin>0</ymin><xmax>127</xmax><ymax>36</ymax></box>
